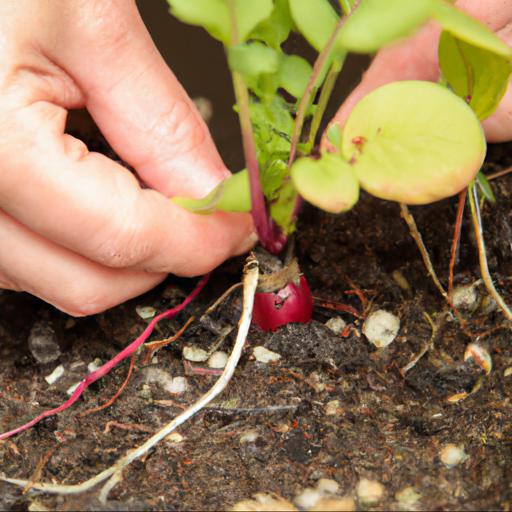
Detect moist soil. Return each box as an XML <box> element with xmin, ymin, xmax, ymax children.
<box><xmin>1</xmin><ymin>134</ymin><xmax>512</xmax><ymax>510</ymax></box>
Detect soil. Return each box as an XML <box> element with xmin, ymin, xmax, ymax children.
<box><xmin>1</xmin><ymin>3</ymin><xmax>512</xmax><ymax>510</ymax></box>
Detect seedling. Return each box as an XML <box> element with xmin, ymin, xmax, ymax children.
<box><xmin>169</xmin><ymin>0</ymin><xmax>512</xmax><ymax>325</ymax></box>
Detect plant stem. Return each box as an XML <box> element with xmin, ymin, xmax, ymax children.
<box><xmin>448</xmin><ymin>189</ymin><xmax>467</xmax><ymax>297</ymax></box>
<box><xmin>306</xmin><ymin>58</ymin><xmax>344</xmax><ymax>150</ymax></box>
<box><xmin>468</xmin><ymin>182</ymin><xmax>512</xmax><ymax>321</ymax></box>
<box><xmin>228</xmin><ymin>1</ymin><xmax>285</xmax><ymax>253</ymax></box>
<box><xmin>288</xmin><ymin>0</ymin><xmax>360</xmax><ymax>167</ymax></box>
<box><xmin>399</xmin><ymin>203</ymin><xmax>448</xmax><ymax>300</ymax></box>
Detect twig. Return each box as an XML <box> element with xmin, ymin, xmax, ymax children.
<box><xmin>203</xmin><ymin>404</ymin><xmax>299</xmax><ymax>416</ymax></box>
<box><xmin>400</xmin><ymin>204</ymin><xmax>448</xmax><ymax>300</ymax></box>
<box><xmin>79</xmin><ymin>355</ymin><xmax>137</xmax><ymax>418</ymax></box>
<box><xmin>448</xmin><ymin>190</ymin><xmax>467</xmax><ymax>298</ymax></box>
<box><xmin>0</xmin><ymin>254</ymin><xmax>260</xmax><ymax>502</ymax></box>
<box><xmin>400</xmin><ymin>312</ymin><xmax>439</xmax><ymax>376</ymax></box>
<box><xmin>201</xmin><ymin>282</ymin><xmax>242</xmax><ymax>319</ymax></box>
<box><xmin>467</xmin><ymin>182</ymin><xmax>512</xmax><ymax>321</ymax></box>
<box><xmin>140</xmin><ymin>316</ymin><xmax>195</xmax><ymax>365</ymax></box>
<box><xmin>487</xmin><ymin>166</ymin><xmax>512</xmax><ymax>181</ymax></box>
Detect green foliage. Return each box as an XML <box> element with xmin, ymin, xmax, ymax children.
<box><xmin>168</xmin><ymin>0</ymin><xmax>512</xmax><ymax>242</ymax></box>
<box><xmin>166</xmin><ymin>0</ymin><xmax>272</xmax><ymax>44</ymax></box>
<box><xmin>172</xmin><ymin>169</ymin><xmax>251</xmax><ymax>213</ymax></box>
<box><xmin>476</xmin><ymin>171</ymin><xmax>496</xmax><ymax>204</ymax></box>
<box><xmin>341</xmin><ymin>81</ymin><xmax>486</xmax><ymax>204</ymax></box>
<box><xmin>291</xmin><ymin>153</ymin><xmax>359</xmax><ymax>213</ymax></box>
<box><xmin>336</xmin><ymin>0</ymin><xmax>431</xmax><ymax>53</ymax></box>
<box><xmin>439</xmin><ymin>31</ymin><xmax>512</xmax><ymax>120</ymax></box>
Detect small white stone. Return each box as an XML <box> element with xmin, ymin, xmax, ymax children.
<box><xmin>316</xmin><ymin>478</ymin><xmax>340</xmax><ymax>495</ymax></box>
<box><xmin>44</xmin><ymin>364</ymin><xmax>65</xmax><ymax>385</ymax></box>
<box><xmin>362</xmin><ymin>310</ymin><xmax>400</xmax><ymax>348</ymax></box>
<box><xmin>66</xmin><ymin>382</ymin><xmax>81</xmax><ymax>396</ymax></box>
<box><xmin>166</xmin><ymin>432</ymin><xmax>184</xmax><ymax>444</ymax></box>
<box><xmin>452</xmin><ymin>283</ymin><xmax>479</xmax><ymax>311</ymax></box>
<box><xmin>87</xmin><ymin>358</ymin><xmax>102</xmax><ymax>373</ymax></box>
<box><xmin>309</xmin><ymin>497</ymin><xmax>356</xmax><ymax>512</ymax></box>
<box><xmin>208</xmin><ymin>351</ymin><xmax>228</xmax><ymax>369</ymax></box>
<box><xmin>240</xmin><ymin>430</ymin><xmax>259</xmax><ymax>444</ymax></box>
<box><xmin>232</xmin><ymin>494</ymin><xmax>296</xmax><ymax>511</ymax></box>
<box><xmin>135</xmin><ymin>305</ymin><xmax>157</xmax><ymax>319</ymax></box>
<box><xmin>325</xmin><ymin>316</ymin><xmax>347</xmax><ymax>335</ymax></box>
<box><xmin>439</xmin><ymin>444</ymin><xmax>468</xmax><ymax>467</ymax></box>
<box><xmin>253</xmin><ymin>346</ymin><xmax>281</xmax><ymax>363</ymax></box>
<box><xmin>183</xmin><ymin>346</ymin><xmax>209</xmax><ymax>362</ymax></box>
<box><xmin>167</xmin><ymin>376</ymin><xmax>188</xmax><ymax>395</ymax></box>
<box><xmin>294</xmin><ymin>488</ymin><xmax>322</xmax><ymax>509</ymax></box>
<box><xmin>395</xmin><ymin>487</ymin><xmax>421</xmax><ymax>509</ymax></box>
<box><xmin>504</xmin><ymin>367</ymin><xmax>512</xmax><ymax>377</ymax></box>
<box><xmin>357</xmin><ymin>478</ymin><xmax>384</xmax><ymax>505</ymax></box>
<box><xmin>324</xmin><ymin>400</ymin><xmax>342</xmax><ymax>416</ymax></box>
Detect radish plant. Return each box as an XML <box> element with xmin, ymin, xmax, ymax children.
<box><xmin>169</xmin><ymin>0</ymin><xmax>512</xmax><ymax>324</ymax></box>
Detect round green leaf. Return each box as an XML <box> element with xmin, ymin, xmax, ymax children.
<box><xmin>291</xmin><ymin>153</ymin><xmax>360</xmax><ymax>213</ymax></box>
<box><xmin>342</xmin><ymin>81</ymin><xmax>486</xmax><ymax>204</ymax></box>
<box><xmin>228</xmin><ymin>42</ymin><xmax>280</xmax><ymax>77</ymax></box>
<box><xmin>278</xmin><ymin>54</ymin><xmax>313</xmax><ymax>98</ymax></box>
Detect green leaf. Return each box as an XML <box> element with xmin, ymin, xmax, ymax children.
<box><xmin>476</xmin><ymin>171</ymin><xmax>496</xmax><ymax>204</ymax></box>
<box><xmin>337</xmin><ymin>0</ymin><xmax>431</xmax><ymax>53</ymax></box>
<box><xmin>341</xmin><ymin>81</ymin><xmax>486</xmax><ymax>204</ymax></box>
<box><xmin>167</xmin><ymin>0</ymin><xmax>230</xmax><ymax>42</ymax></box>
<box><xmin>167</xmin><ymin>0</ymin><xmax>273</xmax><ymax>43</ymax></box>
<box><xmin>270</xmin><ymin>178</ymin><xmax>298</xmax><ymax>234</ymax></box>
<box><xmin>172</xmin><ymin>170</ymin><xmax>251</xmax><ymax>213</ymax></box>
<box><xmin>289</xmin><ymin>0</ymin><xmax>338</xmax><ymax>52</ymax></box>
<box><xmin>432</xmin><ymin>0</ymin><xmax>512</xmax><ymax>59</ymax></box>
<box><xmin>326</xmin><ymin>123</ymin><xmax>342</xmax><ymax>151</ymax></box>
<box><xmin>228</xmin><ymin>42</ymin><xmax>280</xmax><ymax>77</ymax></box>
<box><xmin>439</xmin><ymin>31</ymin><xmax>512</xmax><ymax>120</ymax></box>
<box><xmin>250</xmin><ymin>0</ymin><xmax>293</xmax><ymax>48</ymax></box>
<box><xmin>278</xmin><ymin>54</ymin><xmax>313</xmax><ymax>98</ymax></box>
<box><xmin>291</xmin><ymin>153</ymin><xmax>360</xmax><ymax>213</ymax></box>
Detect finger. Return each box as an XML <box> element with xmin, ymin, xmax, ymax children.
<box><xmin>48</xmin><ymin>0</ymin><xmax>228</xmax><ymax>198</ymax></box>
<box><xmin>0</xmin><ymin>209</ymin><xmax>166</xmax><ymax>316</ymax></box>
<box><xmin>0</xmin><ymin>101</ymin><xmax>255</xmax><ymax>275</ymax></box>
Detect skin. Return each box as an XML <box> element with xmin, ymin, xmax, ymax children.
<box><xmin>333</xmin><ymin>0</ymin><xmax>512</xmax><ymax>142</ymax></box>
<box><xmin>0</xmin><ymin>0</ymin><xmax>255</xmax><ymax>316</ymax></box>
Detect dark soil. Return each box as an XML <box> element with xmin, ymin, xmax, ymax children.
<box><xmin>1</xmin><ymin>3</ymin><xmax>512</xmax><ymax>510</ymax></box>
<box><xmin>1</xmin><ymin>138</ymin><xmax>512</xmax><ymax>511</ymax></box>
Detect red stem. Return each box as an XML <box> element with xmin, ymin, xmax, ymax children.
<box><xmin>0</xmin><ymin>275</ymin><xmax>209</xmax><ymax>440</ymax></box>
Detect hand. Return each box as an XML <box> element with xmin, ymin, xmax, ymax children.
<box><xmin>332</xmin><ymin>0</ymin><xmax>512</xmax><ymax>142</ymax></box>
<box><xmin>0</xmin><ymin>0</ymin><xmax>254</xmax><ymax>316</ymax></box>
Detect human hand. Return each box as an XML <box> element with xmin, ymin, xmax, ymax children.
<box><xmin>332</xmin><ymin>0</ymin><xmax>512</xmax><ymax>142</ymax></box>
<box><xmin>0</xmin><ymin>0</ymin><xmax>254</xmax><ymax>316</ymax></box>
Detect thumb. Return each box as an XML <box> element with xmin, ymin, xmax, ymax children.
<box><xmin>50</xmin><ymin>0</ymin><xmax>228</xmax><ymax>198</ymax></box>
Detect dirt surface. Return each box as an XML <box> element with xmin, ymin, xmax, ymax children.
<box><xmin>1</xmin><ymin>136</ymin><xmax>512</xmax><ymax>511</ymax></box>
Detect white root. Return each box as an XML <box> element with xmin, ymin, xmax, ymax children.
<box><xmin>0</xmin><ymin>254</ymin><xmax>259</xmax><ymax>503</ymax></box>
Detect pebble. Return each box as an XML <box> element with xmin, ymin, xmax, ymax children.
<box><xmin>439</xmin><ymin>444</ymin><xmax>468</xmax><ymax>467</ymax></box>
<box><xmin>165</xmin><ymin>432</ymin><xmax>184</xmax><ymax>444</ymax></box>
<box><xmin>232</xmin><ymin>494</ymin><xmax>297</xmax><ymax>511</ymax></box>
<box><xmin>392</xmin><ymin>270</ymin><xmax>411</xmax><ymax>291</ymax></box>
<box><xmin>504</xmin><ymin>367</ymin><xmax>512</xmax><ymax>377</ymax></box>
<box><xmin>28</xmin><ymin>321</ymin><xmax>61</xmax><ymax>364</ymax></box>
<box><xmin>294</xmin><ymin>488</ymin><xmax>322</xmax><ymax>509</ymax></box>
<box><xmin>325</xmin><ymin>316</ymin><xmax>347</xmax><ymax>335</ymax></box>
<box><xmin>239</xmin><ymin>430</ymin><xmax>259</xmax><ymax>444</ymax></box>
<box><xmin>183</xmin><ymin>346</ymin><xmax>209</xmax><ymax>362</ymax></box>
<box><xmin>324</xmin><ymin>400</ymin><xmax>342</xmax><ymax>416</ymax></box>
<box><xmin>362</xmin><ymin>310</ymin><xmax>400</xmax><ymax>348</ymax></box>
<box><xmin>253</xmin><ymin>346</ymin><xmax>281</xmax><ymax>363</ymax></box>
<box><xmin>356</xmin><ymin>478</ymin><xmax>384</xmax><ymax>505</ymax></box>
<box><xmin>208</xmin><ymin>351</ymin><xmax>228</xmax><ymax>369</ymax></box>
<box><xmin>143</xmin><ymin>368</ymin><xmax>188</xmax><ymax>395</ymax></box>
<box><xmin>87</xmin><ymin>358</ymin><xmax>102</xmax><ymax>373</ymax></box>
<box><xmin>316</xmin><ymin>478</ymin><xmax>340</xmax><ymax>495</ymax></box>
<box><xmin>452</xmin><ymin>283</ymin><xmax>479</xmax><ymax>311</ymax></box>
<box><xmin>135</xmin><ymin>305</ymin><xmax>157</xmax><ymax>319</ymax></box>
<box><xmin>44</xmin><ymin>364</ymin><xmax>65</xmax><ymax>385</ymax></box>
<box><xmin>310</xmin><ymin>497</ymin><xmax>356</xmax><ymax>512</ymax></box>
<box><xmin>395</xmin><ymin>487</ymin><xmax>421</xmax><ymax>509</ymax></box>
